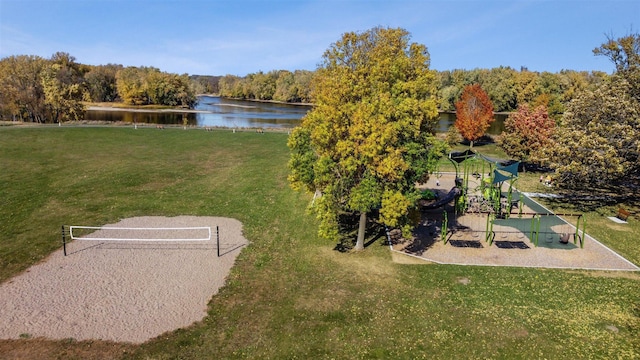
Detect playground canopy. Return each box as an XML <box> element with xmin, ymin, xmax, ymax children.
<box><xmin>449</xmin><ymin>149</ymin><xmax>519</xmax><ymax>185</ymax></box>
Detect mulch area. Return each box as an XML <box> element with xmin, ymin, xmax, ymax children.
<box><xmin>392</xmin><ymin>173</ymin><xmax>639</xmax><ymax>271</ymax></box>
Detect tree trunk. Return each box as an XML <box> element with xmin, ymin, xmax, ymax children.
<box><xmin>355</xmin><ymin>211</ymin><xmax>366</xmax><ymax>251</ymax></box>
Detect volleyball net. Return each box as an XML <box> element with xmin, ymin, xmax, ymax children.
<box><xmin>61</xmin><ymin>224</ymin><xmax>231</xmax><ymax>257</ymax></box>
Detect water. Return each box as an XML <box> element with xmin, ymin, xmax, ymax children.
<box><xmin>85</xmin><ymin>95</ymin><xmax>506</xmax><ymax>134</ymax></box>
<box><xmin>85</xmin><ymin>96</ymin><xmax>310</xmax><ymax>129</ymax></box>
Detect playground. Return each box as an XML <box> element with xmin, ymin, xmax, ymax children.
<box><xmin>393</xmin><ymin>150</ymin><xmax>639</xmax><ymax>271</ymax></box>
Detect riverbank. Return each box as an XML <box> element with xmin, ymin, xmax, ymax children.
<box><xmin>86</xmin><ymin>106</ymin><xmax>210</xmax><ymax>114</ymax></box>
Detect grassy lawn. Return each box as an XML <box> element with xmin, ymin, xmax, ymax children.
<box><xmin>1</xmin><ymin>127</ymin><xmax>638</xmax><ymax>359</ymax></box>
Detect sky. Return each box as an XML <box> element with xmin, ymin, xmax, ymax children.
<box><xmin>1</xmin><ymin>0</ymin><xmax>638</xmax><ymax>76</ymax></box>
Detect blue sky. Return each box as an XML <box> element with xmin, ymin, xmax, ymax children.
<box><xmin>1</xmin><ymin>0</ymin><xmax>637</xmax><ymax>76</ymax></box>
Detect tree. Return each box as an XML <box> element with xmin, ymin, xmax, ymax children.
<box><xmin>483</xmin><ymin>66</ymin><xmax>518</xmax><ymax>112</ymax></box>
<box><xmin>0</xmin><ymin>53</ymin><xmax>87</xmax><ymax>123</ymax></box>
<box><xmin>39</xmin><ymin>53</ymin><xmax>88</xmax><ymax>123</ymax></box>
<box><xmin>274</xmin><ymin>70</ymin><xmax>296</xmax><ymax>102</ymax></box>
<box><xmin>534</xmin><ymin>71</ymin><xmax>565</xmax><ymax>119</ymax></box>
<box><xmin>0</xmin><ymin>55</ymin><xmax>47</xmax><ymax>122</ymax></box>
<box><xmin>85</xmin><ymin>64</ymin><xmax>121</xmax><ymax>102</ymax></box>
<box><xmin>543</xmin><ymin>33</ymin><xmax>639</xmax><ymax>195</ymax></box>
<box><xmin>115</xmin><ymin>66</ymin><xmax>196</xmax><ymax>107</ymax></box>
<box><xmin>514</xmin><ymin>70</ymin><xmax>542</xmax><ymax>106</ymax></box>
<box><xmin>498</xmin><ymin>103</ymin><xmax>555</xmax><ymax>163</ymax></box>
<box><xmin>250</xmin><ymin>71</ymin><xmax>277</xmax><ymax>100</ymax></box>
<box><xmin>288</xmin><ymin>27</ymin><xmax>447</xmax><ymax>250</ymax></box>
<box><xmin>543</xmin><ymin>78</ymin><xmax>639</xmax><ymax>193</ymax></box>
<box><xmin>454</xmin><ymin>84</ymin><xmax>494</xmax><ymax>147</ymax></box>
<box><xmin>190</xmin><ymin>75</ymin><xmax>221</xmax><ymax>95</ymax></box>
<box><xmin>293</xmin><ymin>70</ymin><xmax>313</xmax><ymax>103</ymax></box>
<box><xmin>218</xmin><ymin>75</ymin><xmax>244</xmax><ymax>98</ymax></box>
<box><xmin>593</xmin><ymin>33</ymin><xmax>640</xmax><ymax>101</ymax></box>
<box><xmin>116</xmin><ymin>67</ymin><xmax>148</xmax><ymax>105</ymax></box>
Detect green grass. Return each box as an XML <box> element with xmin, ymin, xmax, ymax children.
<box><xmin>1</xmin><ymin>127</ymin><xmax>639</xmax><ymax>359</ymax></box>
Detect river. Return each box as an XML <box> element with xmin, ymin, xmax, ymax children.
<box><xmin>85</xmin><ymin>95</ymin><xmax>506</xmax><ymax>134</ymax></box>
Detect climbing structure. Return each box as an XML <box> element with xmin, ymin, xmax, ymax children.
<box><xmin>437</xmin><ymin>149</ymin><xmax>586</xmax><ymax>248</ymax></box>
<box><xmin>447</xmin><ymin>149</ymin><xmax>520</xmax><ymax>218</ymax></box>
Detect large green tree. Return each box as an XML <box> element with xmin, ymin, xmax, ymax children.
<box><xmin>483</xmin><ymin>66</ymin><xmax>518</xmax><ymax>112</ymax></box>
<box><xmin>544</xmin><ymin>78</ymin><xmax>639</xmax><ymax>193</ymax></box>
<box><xmin>288</xmin><ymin>27</ymin><xmax>447</xmax><ymax>250</ymax></box>
<box><xmin>544</xmin><ymin>33</ymin><xmax>639</xmax><ymax>195</ymax></box>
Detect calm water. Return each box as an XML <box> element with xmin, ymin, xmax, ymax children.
<box><xmin>85</xmin><ymin>95</ymin><xmax>506</xmax><ymax>134</ymax></box>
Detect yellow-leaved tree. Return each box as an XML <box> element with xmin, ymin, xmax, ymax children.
<box><xmin>288</xmin><ymin>27</ymin><xmax>447</xmax><ymax>250</ymax></box>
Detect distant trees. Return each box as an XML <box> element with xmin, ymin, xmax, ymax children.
<box><xmin>190</xmin><ymin>75</ymin><xmax>221</xmax><ymax>95</ymax></box>
<box><xmin>0</xmin><ymin>54</ymin><xmax>200</xmax><ymax>122</ymax></box>
<box><xmin>41</xmin><ymin>52</ymin><xmax>87</xmax><ymax>123</ymax></box>
<box><xmin>0</xmin><ymin>55</ymin><xmax>47</xmax><ymax>122</ymax></box>
<box><xmin>288</xmin><ymin>27</ymin><xmax>447</xmax><ymax>250</ymax></box>
<box><xmin>0</xmin><ymin>53</ymin><xmax>86</xmax><ymax>123</ymax></box>
<box><xmin>454</xmin><ymin>84</ymin><xmax>494</xmax><ymax>147</ymax></box>
<box><xmin>482</xmin><ymin>66</ymin><xmax>518</xmax><ymax>113</ymax></box>
<box><xmin>115</xmin><ymin>67</ymin><xmax>197</xmax><ymax>107</ymax></box>
<box><xmin>0</xmin><ymin>43</ymin><xmax>621</xmax><ymax>123</ymax></box>
<box><xmin>434</xmin><ymin>67</ymin><xmax>603</xmax><ymax>114</ymax></box>
<box><xmin>85</xmin><ymin>64</ymin><xmax>122</xmax><ymax>102</ymax></box>
<box><xmin>218</xmin><ymin>70</ymin><xmax>313</xmax><ymax>103</ymax></box>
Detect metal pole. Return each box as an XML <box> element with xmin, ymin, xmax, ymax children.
<box><xmin>216</xmin><ymin>226</ymin><xmax>220</xmax><ymax>257</ymax></box>
<box><xmin>535</xmin><ymin>215</ymin><xmax>541</xmax><ymax>246</ymax></box>
<box><xmin>441</xmin><ymin>210</ymin><xmax>448</xmax><ymax>244</ymax></box>
<box><xmin>62</xmin><ymin>225</ymin><xmax>67</xmax><ymax>256</ymax></box>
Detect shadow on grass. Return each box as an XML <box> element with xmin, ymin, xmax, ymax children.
<box><xmin>333</xmin><ymin>212</ymin><xmax>387</xmax><ymax>252</ymax></box>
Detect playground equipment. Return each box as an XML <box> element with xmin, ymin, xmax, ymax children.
<box><xmin>433</xmin><ymin>149</ymin><xmax>586</xmax><ymax>248</ymax></box>
<box><xmin>447</xmin><ymin>149</ymin><xmax>520</xmax><ymax>218</ymax></box>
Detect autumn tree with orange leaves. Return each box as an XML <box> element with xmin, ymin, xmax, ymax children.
<box><xmin>498</xmin><ymin>103</ymin><xmax>555</xmax><ymax>163</ymax></box>
<box><xmin>454</xmin><ymin>84</ymin><xmax>494</xmax><ymax>147</ymax></box>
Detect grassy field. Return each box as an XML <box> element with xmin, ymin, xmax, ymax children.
<box><xmin>1</xmin><ymin>126</ymin><xmax>638</xmax><ymax>359</ymax></box>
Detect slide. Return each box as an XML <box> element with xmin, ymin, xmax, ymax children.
<box><xmin>422</xmin><ymin>186</ymin><xmax>461</xmax><ymax>210</ymax></box>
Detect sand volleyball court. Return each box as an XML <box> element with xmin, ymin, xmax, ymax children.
<box><xmin>0</xmin><ymin>216</ymin><xmax>248</xmax><ymax>343</ymax></box>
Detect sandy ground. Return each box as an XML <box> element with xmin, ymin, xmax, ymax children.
<box><xmin>394</xmin><ymin>173</ymin><xmax>639</xmax><ymax>271</ymax></box>
<box><xmin>0</xmin><ymin>216</ymin><xmax>248</xmax><ymax>344</ymax></box>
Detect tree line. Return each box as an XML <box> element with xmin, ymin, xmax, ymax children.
<box><xmin>218</xmin><ymin>70</ymin><xmax>314</xmax><ymax>103</ymax></box>
<box><xmin>1</xmin><ymin>50</ymin><xmax>610</xmax><ymax>124</ymax></box>
<box><xmin>222</xmin><ymin>66</ymin><xmax>608</xmax><ymax>116</ymax></box>
<box><xmin>0</xmin><ymin>52</ymin><xmax>198</xmax><ymax>123</ymax></box>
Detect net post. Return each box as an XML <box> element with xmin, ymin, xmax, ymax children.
<box><xmin>216</xmin><ymin>226</ymin><xmax>220</xmax><ymax>257</ymax></box>
<box><xmin>62</xmin><ymin>225</ymin><xmax>67</xmax><ymax>256</ymax></box>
